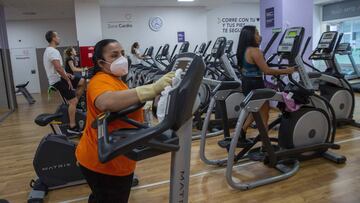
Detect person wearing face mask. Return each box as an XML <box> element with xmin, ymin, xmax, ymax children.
<box><xmin>43</xmin><ymin>30</ymin><xmax>82</xmax><ymax>135</ymax></box>
<box><xmin>75</xmin><ymin>39</ymin><xmax>175</xmax><ymax>203</ymax></box>
<box><xmin>235</xmin><ymin>26</ymin><xmax>296</xmax><ymax>143</ymax></box>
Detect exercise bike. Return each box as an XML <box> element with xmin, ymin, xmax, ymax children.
<box><xmin>28</xmin><ymin>107</ymin><xmax>141</xmax><ymax>203</ymax></box>
<box><xmin>15</xmin><ymin>81</ymin><xmax>36</xmax><ymax>104</ymax></box>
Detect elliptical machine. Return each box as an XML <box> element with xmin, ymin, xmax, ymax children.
<box><xmin>199</xmin><ymin>33</ymin><xmax>282</xmax><ymax>165</ymax></box>
<box><xmin>94</xmin><ymin>53</ymin><xmax>205</xmax><ymax>203</ymax></box>
<box><xmin>225</xmin><ymin>27</ymin><xmax>346</xmax><ymax>190</ymax></box>
<box><xmin>303</xmin><ymin>31</ymin><xmax>360</xmax><ymax>127</ymax></box>
<box><xmin>194</xmin><ymin>37</ymin><xmax>243</xmax><ymax>140</ymax></box>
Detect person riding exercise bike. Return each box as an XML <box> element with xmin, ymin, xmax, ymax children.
<box><xmin>43</xmin><ymin>30</ymin><xmax>85</xmax><ymax>135</ymax></box>
<box><xmin>75</xmin><ymin>39</ymin><xmax>175</xmax><ymax>203</ymax></box>
<box><xmin>130</xmin><ymin>42</ymin><xmax>144</xmax><ymax>65</ymax></box>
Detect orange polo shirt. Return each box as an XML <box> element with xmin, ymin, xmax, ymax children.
<box><xmin>76</xmin><ymin>71</ymin><xmax>143</xmax><ymax>176</ymax></box>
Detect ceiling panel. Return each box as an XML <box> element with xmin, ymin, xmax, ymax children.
<box><xmin>2</xmin><ymin>0</ymin><xmax>74</xmax><ymax>20</ymax></box>
<box><xmin>313</xmin><ymin>0</ymin><xmax>348</xmax><ymax>5</ymax></box>
<box><xmin>1</xmin><ymin>0</ymin><xmax>260</xmax><ymax>20</ymax></box>
<box><xmin>99</xmin><ymin>0</ymin><xmax>259</xmax><ymax>7</ymax></box>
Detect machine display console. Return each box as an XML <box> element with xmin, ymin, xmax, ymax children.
<box><xmin>174</xmin><ymin>58</ymin><xmax>193</xmax><ymax>71</ymax></box>
<box><xmin>277</xmin><ymin>28</ymin><xmax>302</xmax><ymax>53</ymax></box>
<box><xmin>211</xmin><ymin>42</ymin><xmax>219</xmax><ymax>54</ymax></box>
<box><xmin>225</xmin><ymin>40</ymin><xmax>233</xmax><ymax>54</ymax></box>
<box><xmin>211</xmin><ymin>38</ymin><xmax>226</xmax><ymax>56</ymax></box>
<box><xmin>310</xmin><ymin>31</ymin><xmax>338</xmax><ymax>60</ymax></box>
<box><xmin>336</xmin><ymin>43</ymin><xmax>351</xmax><ymax>52</ymax></box>
<box><xmin>317</xmin><ymin>32</ymin><xmax>336</xmax><ymax>49</ymax></box>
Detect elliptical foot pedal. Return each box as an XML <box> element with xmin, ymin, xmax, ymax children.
<box><xmin>217</xmin><ymin>137</ymin><xmax>252</xmax><ymax>149</ymax></box>
<box><xmin>275</xmin><ymin>159</ymin><xmax>298</xmax><ymax>173</ymax></box>
<box><xmin>248</xmin><ymin>145</ymin><xmax>280</xmax><ymax>161</ymax></box>
<box><xmin>211</xmin><ymin>128</ymin><xmax>221</xmax><ymax>133</ymax></box>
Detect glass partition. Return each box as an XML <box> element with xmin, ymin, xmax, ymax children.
<box><xmin>318</xmin><ymin>17</ymin><xmax>360</xmax><ymax>77</ymax></box>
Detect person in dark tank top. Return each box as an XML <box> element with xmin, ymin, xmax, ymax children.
<box><xmin>64</xmin><ymin>47</ymin><xmax>84</xmax><ymax>76</ymax></box>
<box><xmin>236</xmin><ymin>25</ymin><xmax>296</xmax><ymax>141</ymax></box>
<box><xmin>63</xmin><ymin>47</ymin><xmax>87</xmax><ymax>105</ymax></box>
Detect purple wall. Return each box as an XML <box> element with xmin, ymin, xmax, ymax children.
<box><xmin>260</xmin><ymin>0</ymin><xmax>283</xmax><ymax>58</ymax></box>
<box><xmin>260</xmin><ymin>0</ymin><xmax>313</xmax><ymax>61</ymax></box>
<box><xmin>282</xmin><ymin>0</ymin><xmax>313</xmax><ymax>62</ymax></box>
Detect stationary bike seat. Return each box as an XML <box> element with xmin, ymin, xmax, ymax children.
<box><xmin>16</xmin><ymin>81</ymin><xmax>29</xmax><ymax>88</ymax></box>
<box><xmin>35</xmin><ymin>113</ymin><xmax>63</xmax><ymax>126</ymax></box>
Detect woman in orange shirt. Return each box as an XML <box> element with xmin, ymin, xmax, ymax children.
<box><xmin>76</xmin><ymin>39</ymin><xmax>174</xmax><ymax>203</ymax></box>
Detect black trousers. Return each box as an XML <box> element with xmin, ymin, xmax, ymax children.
<box><xmin>79</xmin><ymin>165</ymin><xmax>134</xmax><ymax>203</ymax></box>
<box><xmin>241</xmin><ymin>76</ymin><xmax>265</xmax><ymax>96</ymax></box>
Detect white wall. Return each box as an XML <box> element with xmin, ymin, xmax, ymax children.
<box><xmin>313</xmin><ymin>5</ymin><xmax>323</xmax><ymax>49</ymax></box>
<box><xmin>6</xmin><ymin>19</ymin><xmax>77</xmax><ymax>49</ymax></box>
<box><xmin>101</xmin><ymin>6</ymin><xmax>208</xmax><ymax>54</ymax></box>
<box><xmin>75</xmin><ymin>0</ymin><xmax>102</xmax><ymax>46</ymax></box>
<box><xmin>101</xmin><ymin>4</ymin><xmax>260</xmax><ymax>55</ymax></box>
<box><xmin>6</xmin><ymin>19</ymin><xmax>77</xmax><ymax>93</ymax></box>
<box><xmin>207</xmin><ymin>3</ymin><xmax>260</xmax><ymax>48</ymax></box>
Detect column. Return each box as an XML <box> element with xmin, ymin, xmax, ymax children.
<box><xmin>74</xmin><ymin>0</ymin><xmax>103</xmax><ymax>67</ymax></box>
<box><xmin>0</xmin><ymin>6</ymin><xmax>17</xmax><ymax>111</ymax></box>
<box><xmin>260</xmin><ymin>0</ymin><xmax>313</xmax><ymax>60</ymax></box>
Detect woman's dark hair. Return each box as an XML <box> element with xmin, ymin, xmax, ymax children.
<box><xmin>236</xmin><ymin>26</ymin><xmax>259</xmax><ymax>69</ymax></box>
<box><xmin>64</xmin><ymin>47</ymin><xmax>74</xmax><ymax>58</ymax></box>
<box><xmin>92</xmin><ymin>39</ymin><xmax>118</xmax><ymax>74</ymax></box>
<box><xmin>131</xmin><ymin>42</ymin><xmax>139</xmax><ymax>55</ymax></box>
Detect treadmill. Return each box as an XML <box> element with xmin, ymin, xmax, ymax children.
<box><xmin>335</xmin><ymin>43</ymin><xmax>360</xmax><ymax>92</ymax></box>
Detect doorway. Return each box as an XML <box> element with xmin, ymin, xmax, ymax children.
<box><xmin>10</xmin><ymin>47</ymin><xmax>41</xmax><ymax>93</ymax></box>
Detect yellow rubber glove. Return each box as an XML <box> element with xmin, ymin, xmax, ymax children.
<box><xmin>135</xmin><ymin>71</ymin><xmax>176</xmax><ymax>102</ymax></box>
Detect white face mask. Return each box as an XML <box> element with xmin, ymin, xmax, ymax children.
<box><xmin>104</xmin><ymin>56</ymin><xmax>128</xmax><ymax>77</ymax></box>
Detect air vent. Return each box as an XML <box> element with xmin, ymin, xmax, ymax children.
<box><xmin>22</xmin><ymin>12</ymin><xmax>37</xmax><ymax>15</ymax></box>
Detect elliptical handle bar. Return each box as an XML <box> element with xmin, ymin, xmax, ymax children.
<box><xmin>263</xmin><ymin>31</ymin><xmax>281</xmax><ymax>56</ymax></box>
<box><xmin>301</xmin><ymin>36</ymin><xmax>322</xmax><ymax>73</ymax></box>
<box><xmin>267</xmin><ymin>63</ymin><xmax>293</xmax><ymax>68</ymax></box>
<box><xmin>203</xmin><ymin>41</ymin><xmax>212</xmax><ymax>57</ymax></box>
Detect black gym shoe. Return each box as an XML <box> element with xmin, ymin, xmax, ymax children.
<box><xmin>67</xmin><ymin>126</ymin><xmax>82</xmax><ymax>136</ymax></box>
<box><xmin>217</xmin><ymin>129</ymin><xmax>251</xmax><ymax>148</ymax></box>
